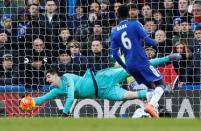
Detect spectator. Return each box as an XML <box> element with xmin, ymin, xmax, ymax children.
<box><xmin>56</xmin><ymin>50</ymin><xmax>71</xmax><ymax>64</ymax></box>
<box><xmin>145</xmin><ymin>46</ymin><xmax>157</xmax><ymax>59</ymax></box>
<box><xmin>74</xmin><ymin>10</ymin><xmax>90</xmax><ymax>42</ymax></box>
<box><xmin>162</xmin><ymin>0</ymin><xmax>175</xmax><ymax>25</ymax></box>
<box><xmin>172</xmin><ymin>18</ymin><xmax>194</xmax><ymax>52</ymax></box>
<box><xmin>144</xmin><ymin>18</ymin><xmax>158</xmax><ymax>38</ymax></box>
<box><xmin>43</xmin><ymin>0</ymin><xmax>66</xmax><ymax>43</ymax></box>
<box><xmin>155</xmin><ymin>30</ymin><xmax>172</xmax><ymax>57</ymax></box>
<box><xmin>25</xmin><ymin>0</ymin><xmax>40</xmax><ymax>5</ymax></box>
<box><xmin>0</xmin><ymin>14</ymin><xmax>17</xmax><ymax>45</ymax></box>
<box><xmin>0</xmin><ymin>31</ymin><xmax>17</xmax><ymax>58</ymax></box>
<box><xmin>52</xmin><ymin>50</ymin><xmax>85</xmax><ymax>76</ymax></box>
<box><xmin>172</xmin><ymin>41</ymin><xmax>192</xmax><ymax>87</ymax></box>
<box><xmin>99</xmin><ymin>0</ymin><xmax>111</xmax><ymax>27</ymax></box>
<box><xmin>90</xmin><ymin>1</ymin><xmax>101</xmax><ymax>14</ymax></box>
<box><xmin>173</xmin><ymin>0</ymin><xmax>193</xmax><ymax>28</ymax></box>
<box><xmin>177</xmin><ymin>0</ymin><xmax>191</xmax><ymax>17</ymax></box>
<box><xmin>16</xmin><ymin>7</ymin><xmax>30</xmax><ymax>46</ymax></box>
<box><xmin>152</xmin><ymin>10</ymin><xmax>166</xmax><ymax>31</ymax></box>
<box><xmin>88</xmin><ymin>11</ymin><xmax>98</xmax><ymax>25</ymax></box>
<box><xmin>126</xmin><ymin>0</ymin><xmax>143</xmax><ymax>9</ymax></box>
<box><xmin>22</xmin><ymin>4</ymin><xmax>45</xmax><ymax>49</ymax></box>
<box><xmin>25</xmin><ymin>0</ymin><xmax>45</xmax><ymax>13</ymax></box>
<box><xmin>22</xmin><ymin>38</ymin><xmax>51</xmax><ymax>64</ymax></box>
<box><xmin>113</xmin><ymin>0</ymin><xmax>122</xmax><ymax>15</ymax></box>
<box><xmin>161</xmin><ymin>0</ymin><xmax>176</xmax><ymax>38</ymax></box>
<box><xmin>19</xmin><ymin>38</ymin><xmax>51</xmax><ymax>88</ymax></box>
<box><xmin>88</xmin><ymin>1</ymin><xmax>100</xmax><ymax>26</ymax></box>
<box><xmin>58</xmin><ymin>27</ymin><xmax>73</xmax><ymax>45</ymax></box>
<box><xmin>0</xmin><ymin>0</ymin><xmax>19</xmax><ymax>19</ymax></box>
<box><xmin>100</xmin><ymin>0</ymin><xmax>109</xmax><ymax>17</ymax></box>
<box><xmin>80</xmin><ymin>20</ymin><xmax>110</xmax><ymax>52</ymax></box>
<box><xmin>87</xmin><ymin>39</ymin><xmax>112</xmax><ymax>71</ymax></box>
<box><xmin>172</xmin><ymin>19</ymin><xmax>181</xmax><ymax>36</ymax></box>
<box><xmin>23</xmin><ymin>57</ymin><xmax>48</xmax><ymax>89</ymax></box>
<box><xmin>0</xmin><ymin>54</ymin><xmax>19</xmax><ymax>86</ymax></box>
<box><xmin>92</xmin><ymin>20</ymin><xmax>104</xmax><ymax>35</ymax></box>
<box><xmin>140</xmin><ymin>3</ymin><xmax>153</xmax><ymax>24</ymax></box>
<box><xmin>0</xmin><ymin>32</ymin><xmax>8</xmax><ymax>53</ymax></box>
<box><xmin>52</xmin><ymin>27</ymin><xmax>73</xmax><ymax>59</ymax></box>
<box><xmin>89</xmin><ymin>20</ymin><xmax>109</xmax><ymax>44</ymax></box>
<box><xmin>191</xmin><ymin>0</ymin><xmax>201</xmax><ymax>30</ymax></box>
<box><xmin>187</xmin><ymin>26</ymin><xmax>201</xmax><ymax>84</ymax></box>
<box><xmin>67</xmin><ymin>3</ymin><xmax>88</xmax><ymax>35</ymax></box>
<box><xmin>68</xmin><ymin>40</ymin><xmax>88</xmax><ymax>64</ymax></box>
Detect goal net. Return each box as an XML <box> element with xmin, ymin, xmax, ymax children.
<box><xmin>0</xmin><ymin>0</ymin><xmax>200</xmax><ymax>118</ymax></box>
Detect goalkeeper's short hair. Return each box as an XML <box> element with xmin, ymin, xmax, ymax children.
<box><xmin>46</xmin><ymin>68</ymin><xmax>60</xmax><ymax>76</ymax></box>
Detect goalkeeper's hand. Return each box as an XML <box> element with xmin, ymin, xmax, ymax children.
<box><xmin>168</xmin><ymin>53</ymin><xmax>182</xmax><ymax>61</ymax></box>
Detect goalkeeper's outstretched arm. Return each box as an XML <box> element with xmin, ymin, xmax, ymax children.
<box><xmin>34</xmin><ymin>68</ymin><xmax>75</xmax><ymax>115</ymax></box>
<box><xmin>114</xmin><ymin>53</ymin><xmax>182</xmax><ymax>68</ymax></box>
<box><xmin>34</xmin><ymin>88</ymin><xmax>64</xmax><ymax>105</ymax></box>
<box><xmin>150</xmin><ymin>53</ymin><xmax>182</xmax><ymax>67</ymax></box>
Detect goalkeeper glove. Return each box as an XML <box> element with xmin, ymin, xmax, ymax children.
<box><xmin>168</xmin><ymin>53</ymin><xmax>182</xmax><ymax>61</ymax></box>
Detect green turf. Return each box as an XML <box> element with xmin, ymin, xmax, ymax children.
<box><xmin>0</xmin><ymin>118</ymin><xmax>201</xmax><ymax>131</ymax></box>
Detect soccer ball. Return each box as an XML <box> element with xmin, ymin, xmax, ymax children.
<box><xmin>19</xmin><ymin>96</ymin><xmax>35</xmax><ymax>112</ymax></box>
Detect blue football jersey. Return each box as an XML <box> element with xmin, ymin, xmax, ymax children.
<box><xmin>111</xmin><ymin>20</ymin><xmax>157</xmax><ymax>71</ymax></box>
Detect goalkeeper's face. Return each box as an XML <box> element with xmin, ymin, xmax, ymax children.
<box><xmin>46</xmin><ymin>73</ymin><xmax>59</xmax><ymax>86</ymax></box>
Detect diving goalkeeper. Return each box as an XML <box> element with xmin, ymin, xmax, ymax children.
<box><xmin>30</xmin><ymin>54</ymin><xmax>181</xmax><ymax>117</ymax></box>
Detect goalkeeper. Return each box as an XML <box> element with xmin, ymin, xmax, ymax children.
<box><xmin>33</xmin><ymin>54</ymin><xmax>181</xmax><ymax>116</ymax></box>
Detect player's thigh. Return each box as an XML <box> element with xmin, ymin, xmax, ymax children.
<box><xmin>141</xmin><ymin>65</ymin><xmax>162</xmax><ymax>82</ymax></box>
<box><xmin>101</xmin><ymin>86</ymin><xmax>127</xmax><ymax>101</ymax></box>
<box><xmin>97</xmin><ymin>67</ymin><xmax>128</xmax><ymax>78</ymax></box>
<box><xmin>96</xmin><ymin>67</ymin><xmax>128</xmax><ymax>84</ymax></box>
<box><xmin>130</xmin><ymin>65</ymin><xmax>162</xmax><ymax>86</ymax></box>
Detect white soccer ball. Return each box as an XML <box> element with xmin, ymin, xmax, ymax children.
<box><xmin>132</xmin><ymin>108</ymin><xmax>150</xmax><ymax>118</ymax></box>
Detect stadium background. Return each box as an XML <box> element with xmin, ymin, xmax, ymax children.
<box><xmin>0</xmin><ymin>0</ymin><xmax>201</xmax><ymax>118</ymax></box>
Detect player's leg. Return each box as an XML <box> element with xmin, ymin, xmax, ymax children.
<box><xmin>123</xmin><ymin>90</ymin><xmax>147</xmax><ymax>100</ymax></box>
<box><xmin>145</xmin><ymin>80</ymin><xmax>165</xmax><ymax>118</ymax></box>
<box><xmin>141</xmin><ymin>67</ymin><xmax>165</xmax><ymax>119</ymax></box>
<box><xmin>95</xmin><ymin>67</ymin><xmax>129</xmax><ymax>88</ymax></box>
<box><xmin>100</xmin><ymin>85</ymin><xmax>147</xmax><ymax>101</ymax></box>
<box><xmin>128</xmin><ymin>65</ymin><xmax>164</xmax><ymax>118</ymax></box>
<box><xmin>34</xmin><ymin>88</ymin><xmax>65</xmax><ymax>105</ymax></box>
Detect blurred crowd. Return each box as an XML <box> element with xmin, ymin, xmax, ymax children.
<box><xmin>0</xmin><ymin>0</ymin><xmax>201</xmax><ymax>89</ymax></box>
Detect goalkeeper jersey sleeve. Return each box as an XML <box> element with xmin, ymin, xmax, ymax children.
<box><xmin>60</xmin><ymin>74</ymin><xmax>75</xmax><ymax>114</ymax></box>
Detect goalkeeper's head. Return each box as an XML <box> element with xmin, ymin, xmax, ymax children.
<box><xmin>46</xmin><ymin>68</ymin><xmax>61</xmax><ymax>86</ymax></box>
<box><xmin>117</xmin><ymin>5</ymin><xmax>129</xmax><ymax>20</ymax></box>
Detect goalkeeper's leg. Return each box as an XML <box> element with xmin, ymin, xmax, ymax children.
<box><xmin>95</xmin><ymin>67</ymin><xmax>129</xmax><ymax>86</ymax></box>
<box><xmin>123</xmin><ymin>90</ymin><xmax>147</xmax><ymax>100</ymax></box>
<box><xmin>101</xmin><ymin>85</ymin><xmax>147</xmax><ymax>101</ymax></box>
<box><xmin>34</xmin><ymin>88</ymin><xmax>65</xmax><ymax>105</ymax></box>
<box><xmin>144</xmin><ymin>83</ymin><xmax>165</xmax><ymax>119</ymax></box>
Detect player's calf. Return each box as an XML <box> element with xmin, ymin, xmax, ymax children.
<box><xmin>124</xmin><ymin>89</ymin><xmax>147</xmax><ymax>100</ymax></box>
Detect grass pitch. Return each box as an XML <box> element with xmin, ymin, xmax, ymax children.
<box><xmin>0</xmin><ymin>118</ymin><xmax>200</xmax><ymax>131</ymax></box>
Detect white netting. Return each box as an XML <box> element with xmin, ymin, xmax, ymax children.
<box><xmin>0</xmin><ymin>0</ymin><xmax>200</xmax><ymax>118</ymax></box>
